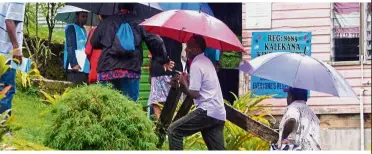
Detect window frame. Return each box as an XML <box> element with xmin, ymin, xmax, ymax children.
<box><xmin>363</xmin><ymin>3</ymin><xmax>371</xmax><ymax>64</ymax></box>
<box><xmin>330</xmin><ymin>2</ymin><xmax>370</xmax><ymax>65</ymax></box>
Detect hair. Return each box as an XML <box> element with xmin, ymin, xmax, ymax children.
<box><xmin>100</xmin><ymin>15</ymin><xmax>108</xmax><ymax>19</ymax></box>
<box><xmin>118</xmin><ymin>3</ymin><xmax>135</xmax><ymax>11</ymax></box>
<box><xmin>191</xmin><ymin>34</ymin><xmax>206</xmax><ymax>52</ymax></box>
<box><xmin>288</xmin><ymin>87</ymin><xmax>308</xmax><ymax>102</ymax></box>
<box><xmin>76</xmin><ymin>11</ymin><xmax>87</xmax><ymax>16</ymax></box>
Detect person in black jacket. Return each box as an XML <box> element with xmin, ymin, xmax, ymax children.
<box><xmin>90</xmin><ymin>3</ymin><xmax>174</xmax><ymax>102</ymax></box>
<box><xmin>148</xmin><ymin>36</ymin><xmax>183</xmax><ymax>120</ymax></box>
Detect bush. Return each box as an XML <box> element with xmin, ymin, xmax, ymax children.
<box><xmin>45</xmin><ymin>84</ymin><xmax>158</xmax><ymax>150</ymax></box>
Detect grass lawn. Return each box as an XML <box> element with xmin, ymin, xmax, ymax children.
<box><xmin>0</xmin><ymin>90</ymin><xmax>54</xmax><ymax>150</ymax></box>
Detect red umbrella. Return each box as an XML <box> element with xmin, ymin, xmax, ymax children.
<box><xmin>140</xmin><ymin>10</ymin><xmax>244</xmax><ymax>52</ymax></box>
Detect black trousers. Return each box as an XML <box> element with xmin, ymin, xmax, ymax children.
<box><xmin>167</xmin><ymin>108</ymin><xmax>225</xmax><ymax>150</ymax></box>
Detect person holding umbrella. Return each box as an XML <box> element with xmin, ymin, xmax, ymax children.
<box><xmin>238</xmin><ymin>52</ymin><xmax>358</xmax><ymax>150</ymax></box>
<box><xmin>90</xmin><ymin>3</ymin><xmax>174</xmax><ymax>102</ymax></box>
<box><xmin>169</xmin><ymin>35</ymin><xmax>226</xmax><ymax>150</ymax></box>
<box><xmin>273</xmin><ymin>87</ymin><xmax>321</xmax><ymax>150</ymax></box>
<box><xmin>63</xmin><ymin>11</ymin><xmax>89</xmax><ymax>84</ymax></box>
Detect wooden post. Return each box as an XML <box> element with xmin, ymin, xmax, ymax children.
<box><xmin>173</xmin><ymin>95</ymin><xmax>193</xmax><ymax>122</ymax></box>
<box><xmin>225</xmin><ymin>103</ymin><xmax>279</xmax><ymax>143</ymax></box>
<box><xmin>156</xmin><ymin>80</ymin><xmax>183</xmax><ymax>148</ymax></box>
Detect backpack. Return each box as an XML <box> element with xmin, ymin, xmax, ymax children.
<box><xmin>110</xmin><ymin>20</ymin><xmax>137</xmax><ymax>57</ymax></box>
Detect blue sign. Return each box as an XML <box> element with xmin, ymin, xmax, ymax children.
<box><xmin>250</xmin><ymin>31</ymin><xmax>312</xmax><ymax>98</ymax></box>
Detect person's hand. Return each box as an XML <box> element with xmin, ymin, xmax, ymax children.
<box><xmin>72</xmin><ymin>65</ymin><xmax>81</xmax><ymax>71</ymax></box>
<box><xmin>281</xmin><ymin>139</ymin><xmax>290</xmax><ymax>145</ymax></box>
<box><xmin>179</xmin><ymin>72</ymin><xmax>189</xmax><ymax>87</ymax></box>
<box><xmin>169</xmin><ymin>74</ymin><xmax>180</xmax><ymax>88</ymax></box>
<box><xmin>164</xmin><ymin>61</ymin><xmax>175</xmax><ymax>72</ymax></box>
<box><xmin>12</xmin><ymin>48</ymin><xmax>22</xmax><ymax>65</ymax></box>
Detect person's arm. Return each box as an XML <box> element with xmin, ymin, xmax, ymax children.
<box><xmin>65</xmin><ymin>26</ymin><xmax>79</xmax><ymax>70</ymax></box>
<box><xmin>280</xmin><ymin>106</ymin><xmax>300</xmax><ymax>143</ymax></box>
<box><xmin>139</xmin><ymin>26</ymin><xmax>169</xmax><ymax>65</ymax></box>
<box><xmin>179</xmin><ymin>65</ymin><xmax>202</xmax><ymax>99</ymax></box>
<box><xmin>5</xmin><ymin>20</ymin><xmax>19</xmax><ymax>51</ymax></box>
<box><xmin>281</xmin><ymin>119</ymin><xmax>296</xmax><ymax>140</ymax></box>
<box><xmin>5</xmin><ymin>3</ymin><xmax>26</xmax><ymax>63</ymax></box>
<box><xmin>85</xmin><ymin>28</ymin><xmax>95</xmax><ymax>60</ymax></box>
<box><xmin>148</xmin><ymin>51</ymin><xmax>152</xmax><ymax>84</ymax></box>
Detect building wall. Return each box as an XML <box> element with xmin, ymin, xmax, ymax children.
<box><xmin>241</xmin><ymin>3</ymin><xmax>371</xmax><ymax>150</ymax></box>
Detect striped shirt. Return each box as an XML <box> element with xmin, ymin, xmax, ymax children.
<box><xmin>0</xmin><ymin>2</ymin><xmax>25</xmax><ymax>55</ymax></box>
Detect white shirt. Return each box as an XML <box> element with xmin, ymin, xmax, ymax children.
<box><xmin>189</xmin><ymin>53</ymin><xmax>226</xmax><ymax>121</ymax></box>
<box><xmin>278</xmin><ymin>101</ymin><xmax>321</xmax><ymax>150</ymax></box>
<box><xmin>0</xmin><ymin>2</ymin><xmax>25</xmax><ymax>55</ymax></box>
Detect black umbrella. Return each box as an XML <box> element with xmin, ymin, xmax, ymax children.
<box><xmin>66</xmin><ymin>3</ymin><xmax>163</xmax><ymax>19</ymax></box>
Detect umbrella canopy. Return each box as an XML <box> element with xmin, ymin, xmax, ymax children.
<box><xmin>238</xmin><ymin>52</ymin><xmax>357</xmax><ymax>98</ymax></box>
<box><xmin>159</xmin><ymin>3</ymin><xmax>220</xmax><ymax>62</ymax></box>
<box><xmin>159</xmin><ymin>3</ymin><xmax>214</xmax><ymax>16</ymax></box>
<box><xmin>140</xmin><ymin>10</ymin><xmax>244</xmax><ymax>52</ymax></box>
<box><xmin>55</xmin><ymin>5</ymin><xmax>100</xmax><ymax>26</ymax></box>
<box><xmin>66</xmin><ymin>3</ymin><xmax>162</xmax><ymax>19</ymax></box>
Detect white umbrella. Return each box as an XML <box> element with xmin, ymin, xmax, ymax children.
<box><xmin>238</xmin><ymin>52</ymin><xmax>357</xmax><ymax>98</ymax></box>
<box><xmin>55</xmin><ymin>5</ymin><xmax>100</xmax><ymax>26</ymax></box>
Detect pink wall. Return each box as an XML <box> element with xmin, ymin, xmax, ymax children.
<box><xmin>240</xmin><ymin>3</ymin><xmax>371</xmax><ymax>115</ymax></box>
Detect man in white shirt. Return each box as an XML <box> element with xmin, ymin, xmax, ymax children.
<box><xmin>167</xmin><ymin>35</ymin><xmax>226</xmax><ymax>150</ymax></box>
<box><xmin>278</xmin><ymin>87</ymin><xmax>321</xmax><ymax>150</ymax></box>
<box><xmin>0</xmin><ymin>2</ymin><xmax>25</xmax><ymax>117</ymax></box>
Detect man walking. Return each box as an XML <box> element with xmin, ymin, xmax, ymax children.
<box><xmin>168</xmin><ymin>35</ymin><xmax>226</xmax><ymax>150</ymax></box>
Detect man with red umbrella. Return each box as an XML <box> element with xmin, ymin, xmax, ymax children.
<box><xmin>140</xmin><ymin>9</ymin><xmax>244</xmax><ymax>150</ymax></box>
<box><xmin>168</xmin><ymin>35</ymin><xmax>226</xmax><ymax>150</ymax></box>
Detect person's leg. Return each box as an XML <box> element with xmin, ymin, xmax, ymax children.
<box><xmin>201</xmin><ymin>120</ymin><xmax>226</xmax><ymax>150</ymax></box>
<box><xmin>152</xmin><ymin>103</ymin><xmax>163</xmax><ymax>121</ymax></box>
<box><xmin>120</xmin><ymin>78</ymin><xmax>140</xmax><ymax>102</ymax></box>
<box><xmin>0</xmin><ymin>68</ymin><xmax>16</xmax><ymax>116</ymax></box>
<box><xmin>167</xmin><ymin>108</ymin><xmax>216</xmax><ymax>150</ymax></box>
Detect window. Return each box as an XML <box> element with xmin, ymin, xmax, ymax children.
<box><xmin>332</xmin><ymin>3</ymin><xmax>361</xmax><ymax>62</ymax></box>
<box><xmin>332</xmin><ymin>3</ymin><xmax>371</xmax><ymax>62</ymax></box>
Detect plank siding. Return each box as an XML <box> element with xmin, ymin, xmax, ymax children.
<box><xmin>241</xmin><ymin>3</ymin><xmax>372</xmax><ymax>114</ymax></box>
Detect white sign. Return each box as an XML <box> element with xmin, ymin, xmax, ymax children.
<box><xmin>245</xmin><ymin>2</ymin><xmax>272</xmax><ymax>29</ymax></box>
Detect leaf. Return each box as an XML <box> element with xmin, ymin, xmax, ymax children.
<box><xmin>0</xmin><ymin>55</ymin><xmax>10</xmax><ymax>77</ymax></box>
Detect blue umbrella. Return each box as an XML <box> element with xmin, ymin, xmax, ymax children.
<box><xmin>159</xmin><ymin>3</ymin><xmax>220</xmax><ymax>63</ymax></box>
<box><xmin>159</xmin><ymin>3</ymin><xmax>214</xmax><ymax>16</ymax></box>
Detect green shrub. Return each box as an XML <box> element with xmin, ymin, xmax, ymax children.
<box><xmin>45</xmin><ymin>84</ymin><xmax>158</xmax><ymax>150</ymax></box>
<box><xmin>220</xmin><ymin>52</ymin><xmax>242</xmax><ymax>69</ymax></box>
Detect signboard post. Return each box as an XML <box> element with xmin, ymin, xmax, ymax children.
<box><xmin>250</xmin><ymin>31</ymin><xmax>312</xmax><ymax>98</ymax></box>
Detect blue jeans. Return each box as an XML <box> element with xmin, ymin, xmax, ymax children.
<box><xmin>0</xmin><ymin>68</ymin><xmax>16</xmax><ymax>115</ymax></box>
<box><xmin>101</xmin><ymin>78</ymin><xmax>140</xmax><ymax>102</ymax></box>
